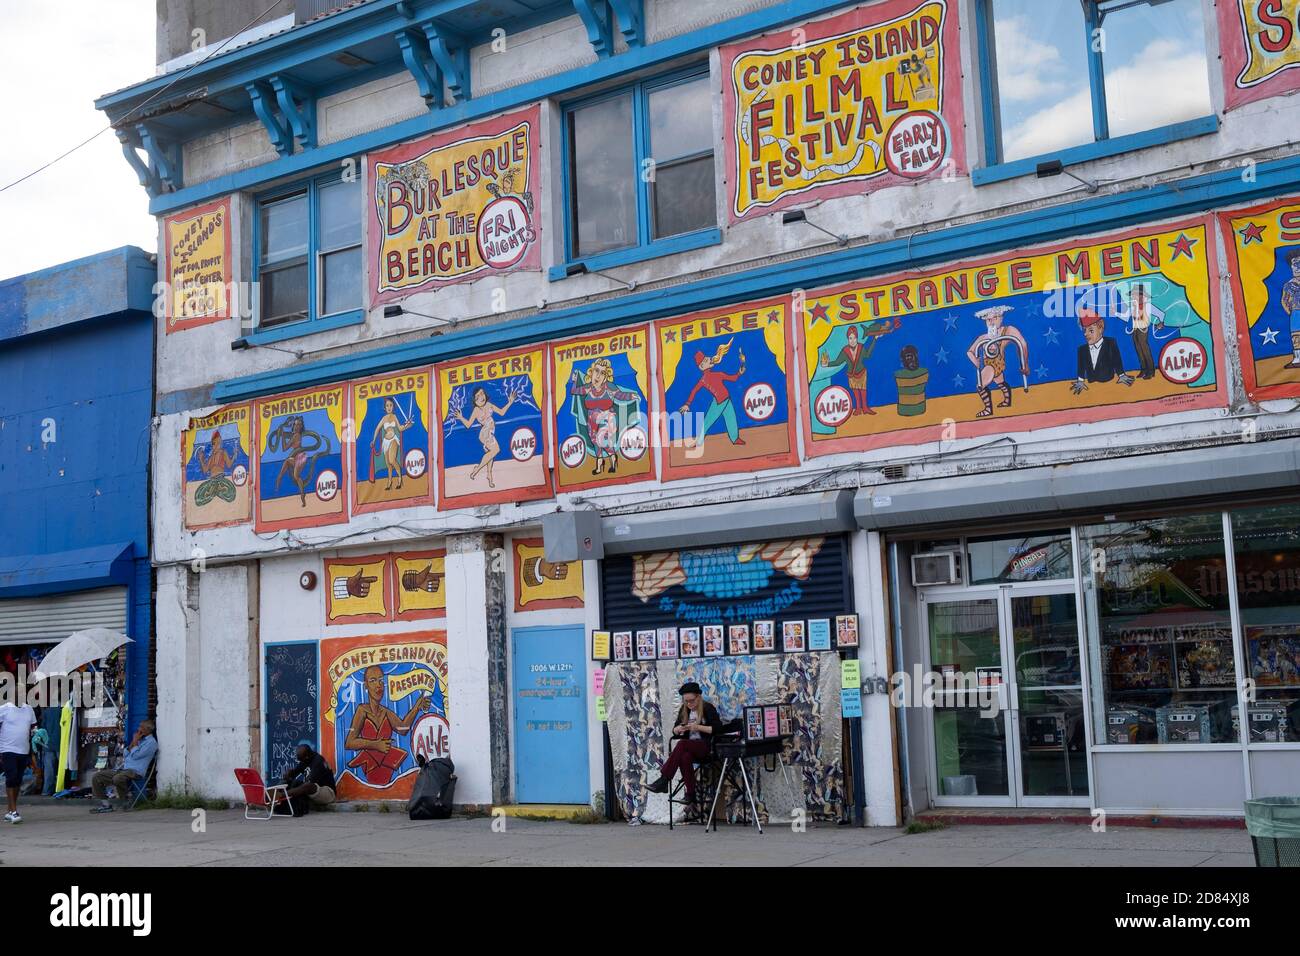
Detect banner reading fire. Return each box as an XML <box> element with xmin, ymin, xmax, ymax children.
<box><xmin>1217</xmin><ymin>0</ymin><xmax>1300</xmax><ymax>110</ymax></box>
<box><xmin>721</xmin><ymin>0</ymin><xmax>965</xmax><ymax>222</ymax></box>
<box><xmin>369</xmin><ymin>107</ymin><xmax>541</xmax><ymax>304</ymax></box>
<box><xmin>163</xmin><ymin>197</ymin><xmax>231</xmax><ymax>332</ymax></box>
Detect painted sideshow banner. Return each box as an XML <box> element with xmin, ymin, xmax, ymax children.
<box><xmin>394</xmin><ymin>549</ymin><xmax>446</xmax><ymax>621</ymax></box>
<box><xmin>513</xmin><ymin>537</ymin><xmax>583</xmax><ymax>612</ymax></box>
<box><xmin>320</xmin><ymin>633</ymin><xmax>449</xmax><ymax>801</ymax></box>
<box><xmin>163</xmin><ymin>197</ymin><xmax>231</xmax><ymax>332</ymax></box>
<box><xmin>721</xmin><ymin>0</ymin><xmax>964</xmax><ymax>222</ymax></box>
<box><xmin>550</xmin><ymin>325</ymin><xmax>654</xmax><ymax>492</ymax></box>
<box><xmin>800</xmin><ymin>220</ymin><xmax>1224</xmax><ymax>455</ymax></box>
<box><xmin>324</xmin><ymin>554</ymin><xmax>391</xmax><ymax>626</ymax></box>
<box><xmin>1221</xmin><ymin>196</ymin><xmax>1300</xmax><ymax>400</ymax></box>
<box><xmin>369</xmin><ymin>106</ymin><xmax>541</xmax><ymax>304</ymax></box>
<box><xmin>436</xmin><ymin>345</ymin><xmax>550</xmax><ymax>509</ymax></box>
<box><xmin>181</xmin><ymin>403</ymin><xmax>251</xmax><ymax>529</ymax></box>
<box><xmin>656</xmin><ymin>299</ymin><xmax>798</xmax><ymax>481</ymax></box>
<box><xmin>1216</xmin><ymin>0</ymin><xmax>1300</xmax><ymax>111</ymax></box>
<box><xmin>254</xmin><ymin>385</ymin><xmax>348</xmax><ymax>531</ymax></box>
<box><xmin>350</xmin><ymin>368</ymin><xmax>433</xmax><ymax>514</ymax></box>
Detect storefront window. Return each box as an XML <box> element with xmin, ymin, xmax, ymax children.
<box><xmin>967</xmin><ymin>530</ymin><xmax>1073</xmax><ymax>585</ymax></box>
<box><xmin>1080</xmin><ymin>514</ymin><xmax>1238</xmax><ymax>745</ymax></box>
<box><xmin>1229</xmin><ymin>504</ymin><xmax>1300</xmax><ymax>743</ymax></box>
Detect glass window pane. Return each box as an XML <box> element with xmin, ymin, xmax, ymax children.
<box><xmin>318</xmin><ymin>178</ymin><xmax>361</xmax><ymax>251</ymax></box>
<box><xmin>1229</xmin><ymin>504</ymin><xmax>1300</xmax><ymax>742</ymax></box>
<box><xmin>261</xmin><ymin>192</ymin><xmax>308</xmax><ymax>263</ymax></box>
<box><xmin>989</xmin><ymin>0</ymin><xmax>1092</xmax><ymax>162</ymax></box>
<box><xmin>321</xmin><ymin>247</ymin><xmax>361</xmax><ymax>316</ymax></box>
<box><xmin>1080</xmin><ymin>514</ymin><xmax>1238</xmax><ymax>745</ymax></box>
<box><xmin>648</xmin><ymin>76</ymin><xmax>713</xmax><ymax>163</ymax></box>
<box><xmin>1097</xmin><ymin>0</ymin><xmax>1211</xmax><ymax>138</ymax></box>
<box><xmin>260</xmin><ymin>260</ymin><xmax>308</xmax><ymax>327</ymax></box>
<box><xmin>650</xmin><ymin>155</ymin><xmax>716</xmax><ymax>240</ymax></box>
<box><xmin>967</xmin><ymin>530</ymin><xmax>1073</xmax><ymax>584</ymax></box>
<box><xmin>568</xmin><ymin>93</ymin><xmax>637</xmax><ymax>257</ymax></box>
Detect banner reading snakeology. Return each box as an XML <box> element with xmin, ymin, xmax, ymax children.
<box><xmin>349</xmin><ymin>368</ymin><xmax>433</xmax><ymax>514</ymax></box>
<box><xmin>721</xmin><ymin>0</ymin><xmax>964</xmax><ymax>222</ymax></box>
<box><xmin>254</xmin><ymin>385</ymin><xmax>348</xmax><ymax>532</ymax></box>
<box><xmin>182</xmin><ymin>402</ymin><xmax>252</xmax><ymax>530</ymax></box>
<box><xmin>1216</xmin><ymin>0</ymin><xmax>1300</xmax><ymax>111</ymax></box>
<box><xmin>320</xmin><ymin>633</ymin><xmax>449</xmax><ymax>801</ymax></box>
<box><xmin>800</xmin><ymin>219</ymin><xmax>1225</xmax><ymax>455</ymax></box>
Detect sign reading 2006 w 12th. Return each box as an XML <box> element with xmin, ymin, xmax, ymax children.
<box><xmin>1216</xmin><ymin>0</ymin><xmax>1300</xmax><ymax>110</ymax></box>
<box><xmin>800</xmin><ymin>220</ymin><xmax>1224</xmax><ymax>454</ymax></box>
<box><xmin>721</xmin><ymin>0</ymin><xmax>965</xmax><ymax>222</ymax></box>
<box><xmin>369</xmin><ymin>106</ymin><xmax>541</xmax><ymax>304</ymax></box>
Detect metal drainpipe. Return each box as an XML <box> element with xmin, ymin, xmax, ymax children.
<box><xmin>888</xmin><ymin>541</ymin><xmax>912</xmax><ymax>823</ymax></box>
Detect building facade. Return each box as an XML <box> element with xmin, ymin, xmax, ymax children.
<box><xmin>100</xmin><ymin>0</ymin><xmax>1300</xmax><ymax>818</ymax></box>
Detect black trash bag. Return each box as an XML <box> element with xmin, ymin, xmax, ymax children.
<box><xmin>408</xmin><ymin>755</ymin><xmax>457</xmax><ymax>820</ymax></box>
<box><xmin>273</xmin><ymin>793</ymin><xmax>310</xmax><ymax>817</ymax></box>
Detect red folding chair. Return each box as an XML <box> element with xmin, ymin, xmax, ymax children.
<box><xmin>234</xmin><ymin>768</ymin><xmax>289</xmax><ymax>821</ymax></box>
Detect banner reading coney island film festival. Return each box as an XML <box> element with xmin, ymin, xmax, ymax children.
<box><xmin>254</xmin><ymin>385</ymin><xmax>348</xmax><ymax>531</ymax></box>
<box><xmin>1216</xmin><ymin>0</ymin><xmax>1300</xmax><ymax>110</ymax></box>
<box><xmin>721</xmin><ymin>0</ymin><xmax>964</xmax><ymax>222</ymax></box>
<box><xmin>656</xmin><ymin>298</ymin><xmax>799</xmax><ymax>481</ymax></box>
<box><xmin>320</xmin><ymin>633</ymin><xmax>449</xmax><ymax>801</ymax></box>
<box><xmin>182</xmin><ymin>402</ymin><xmax>252</xmax><ymax>530</ymax></box>
<box><xmin>800</xmin><ymin>219</ymin><xmax>1224</xmax><ymax>455</ymax></box>
<box><xmin>436</xmin><ymin>345</ymin><xmax>550</xmax><ymax>509</ymax></box>
<box><xmin>550</xmin><ymin>325</ymin><xmax>655</xmax><ymax>493</ymax></box>
<box><xmin>163</xmin><ymin>197</ymin><xmax>231</xmax><ymax>332</ymax></box>
<box><xmin>350</xmin><ymin>368</ymin><xmax>433</xmax><ymax>514</ymax></box>
<box><xmin>1221</xmin><ymin>195</ymin><xmax>1300</xmax><ymax>400</ymax></box>
<box><xmin>369</xmin><ymin>106</ymin><xmax>540</xmax><ymax>304</ymax></box>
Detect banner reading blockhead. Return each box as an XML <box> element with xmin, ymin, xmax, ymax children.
<box><xmin>1217</xmin><ymin>0</ymin><xmax>1300</xmax><ymax>110</ymax></box>
<box><xmin>657</xmin><ymin>299</ymin><xmax>798</xmax><ymax>481</ymax></box>
<box><xmin>721</xmin><ymin>0</ymin><xmax>964</xmax><ymax>222</ymax></box>
<box><xmin>350</xmin><ymin>368</ymin><xmax>433</xmax><ymax>514</ymax></box>
<box><xmin>1222</xmin><ymin>195</ymin><xmax>1300</xmax><ymax>400</ymax></box>
<box><xmin>801</xmin><ymin>220</ymin><xmax>1224</xmax><ymax>454</ymax></box>
<box><xmin>369</xmin><ymin>106</ymin><xmax>541</xmax><ymax>304</ymax></box>
<box><xmin>320</xmin><ymin>633</ymin><xmax>449</xmax><ymax>801</ymax></box>
<box><xmin>255</xmin><ymin>385</ymin><xmax>348</xmax><ymax>531</ymax></box>
<box><xmin>436</xmin><ymin>345</ymin><xmax>551</xmax><ymax>508</ymax></box>
<box><xmin>182</xmin><ymin>403</ymin><xmax>252</xmax><ymax>529</ymax></box>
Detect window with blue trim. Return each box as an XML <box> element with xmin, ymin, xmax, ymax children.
<box><xmin>980</xmin><ymin>0</ymin><xmax>1211</xmax><ymax>166</ymax></box>
<box><xmin>562</xmin><ymin>68</ymin><xmax>716</xmax><ymax>264</ymax></box>
<box><xmin>256</xmin><ymin>171</ymin><xmax>362</xmax><ymax>330</ymax></box>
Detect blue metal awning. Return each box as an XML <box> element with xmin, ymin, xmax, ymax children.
<box><xmin>0</xmin><ymin>543</ymin><xmax>136</xmax><ymax>599</ymax></box>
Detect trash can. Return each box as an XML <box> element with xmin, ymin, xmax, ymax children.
<box><xmin>1244</xmin><ymin>797</ymin><xmax>1300</xmax><ymax>867</ymax></box>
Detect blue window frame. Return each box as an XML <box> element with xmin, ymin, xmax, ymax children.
<box><xmin>974</xmin><ymin>0</ymin><xmax>1217</xmax><ymax>186</ymax></box>
<box><xmin>251</xmin><ymin>169</ymin><xmax>364</xmax><ymax>341</ymax></box>
<box><xmin>553</xmin><ymin>66</ymin><xmax>720</xmax><ymax>281</ymax></box>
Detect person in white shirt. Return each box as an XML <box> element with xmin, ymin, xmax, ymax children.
<box><xmin>1128</xmin><ymin>283</ymin><xmax>1164</xmax><ymax>380</ymax></box>
<box><xmin>0</xmin><ymin>702</ymin><xmax>37</xmax><ymax>824</ymax></box>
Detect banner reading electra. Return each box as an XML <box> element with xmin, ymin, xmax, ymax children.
<box><xmin>721</xmin><ymin>0</ymin><xmax>964</xmax><ymax>222</ymax></box>
<box><xmin>1216</xmin><ymin>0</ymin><xmax>1300</xmax><ymax>110</ymax></box>
<box><xmin>350</xmin><ymin>368</ymin><xmax>433</xmax><ymax>514</ymax></box>
<box><xmin>254</xmin><ymin>385</ymin><xmax>348</xmax><ymax>531</ymax></box>
<box><xmin>1222</xmin><ymin>196</ymin><xmax>1300</xmax><ymax>401</ymax></box>
<box><xmin>182</xmin><ymin>403</ymin><xmax>252</xmax><ymax>530</ymax></box>
<box><xmin>800</xmin><ymin>220</ymin><xmax>1224</xmax><ymax>454</ymax></box>
<box><xmin>163</xmin><ymin>197</ymin><xmax>231</xmax><ymax>332</ymax></box>
<box><xmin>369</xmin><ymin>107</ymin><xmax>541</xmax><ymax>304</ymax></box>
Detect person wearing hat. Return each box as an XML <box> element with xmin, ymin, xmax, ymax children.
<box><xmin>1279</xmin><ymin>247</ymin><xmax>1300</xmax><ymax>368</ymax></box>
<box><xmin>678</xmin><ymin>340</ymin><xmax>747</xmax><ymax>451</ymax></box>
<box><xmin>282</xmin><ymin>740</ymin><xmax>337</xmax><ymax>809</ymax></box>
<box><xmin>1072</xmin><ymin>308</ymin><xmax>1133</xmax><ymax>394</ymax></box>
<box><xmin>1127</xmin><ymin>283</ymin><xmax>1163</xmax><ymax>380</ymax></box>
<box><xmin>819</xmin><ymin>324</ymin><xmax>880</xmax><ymax>416</ymax></box>
<box><xmin>646</xmin><ymin>682</ymin><xmax>723</xmax><ymax>801</ymax></box>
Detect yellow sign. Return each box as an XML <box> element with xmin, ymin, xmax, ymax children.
<box><xmin>513</xmin><ymin>537</ymin><xmax>583</xmax><ymax>611</ymax></box>
<box><xmin>1220</xmin><ymin>0</ymin><xmax>1300</xmax><ymax>108</ymax></box>
<box><xmin>393</xmin><ymin>549</ymin><xmax>447</xmax><ymax>620</ymax></box>
<box><xmin>592</xmin><ymin>631</ymin><xmax>611</xmax><ymax>661</ymax></box>
<box><xmin>325</xmin><ymin>555</ymin><xmax>391</xmax><ymax>625</ymax></box>
<box><xmin>182</xmin><ymin>403</ymin><xmax>252</xmax><ymax>529</ymax></box>
<box><xmin>164</xmin><ymin>197</ymin><xmax>230</xmax><ymax>332</ymax></box>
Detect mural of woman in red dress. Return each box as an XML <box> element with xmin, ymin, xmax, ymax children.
<box><xmin>344</xmin><ymin>665</ymin><xmax>429</xmax><ymax>786</ymax></box>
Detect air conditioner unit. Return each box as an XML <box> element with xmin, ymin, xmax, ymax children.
<box><xmin>911</xmin><ymin>551</ymin><xmax>961</xmax><ymax>587</ymax></box>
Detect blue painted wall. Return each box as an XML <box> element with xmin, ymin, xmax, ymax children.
<box><xmin>0</xmin><ymin>246</ymin><xmax>156</xmax><ymax>735</ymax></box>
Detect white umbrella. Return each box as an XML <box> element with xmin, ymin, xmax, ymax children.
<box><xmin>31</xmin><ymin>628</ymin><xmax>133</xmax><ymax>680</ymax></box>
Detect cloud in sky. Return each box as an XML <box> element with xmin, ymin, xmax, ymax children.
<box><xmin>0</xmin><ymin>1</ymin><xmax>157</xmax><ymax>282</ymax></box>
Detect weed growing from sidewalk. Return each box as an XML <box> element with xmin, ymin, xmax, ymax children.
<box><xmin>143</xmin><ymin>787</ymin><xmax>228</xmax><ymax>811</ymax></box>
<box><xmin>904</xmin><ymin>819</ymin><xmax>948</xmax><ymax>834</ymax></box>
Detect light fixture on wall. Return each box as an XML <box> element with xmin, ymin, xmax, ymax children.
<box><xmin>1035</xmin><ymin>159</ymin><xmax>1099</xmax><ymax>194</ymax></box>
<box><xmin>564</xmin><ymin>262</ymin><xmax>636</xmax><ymax>291</ymax></box>
<box><xmin>229</xmin><ymin>338</ymin><xmax>304</xmax><ymax>359</ymax></box>
<box><xmin>781</xmin><ymin>209</ymin><xmax>848</xmax><ymax>246</ymax></box>
<box><xmin>384</xmin><ymin>304</ymin><xmax>456</xmax><ymax>332</ymax></box>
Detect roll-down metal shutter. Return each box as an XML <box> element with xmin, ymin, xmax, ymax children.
<box><xmin>0</xmin><ymin>587</ymin><xmax>128</xmax><ymax>645</ymax></box>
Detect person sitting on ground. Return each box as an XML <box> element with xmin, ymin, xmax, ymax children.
<box><xmin>282</xmin><ymin>741</ymin><xmax>337</xmax><ymax>810</ymax></box>
<box><xmin>646</xmin><ymin>682</ymin><xmax>723</xmax><ymax>802</ymax></box>
<box><xmin>90</xmin><ymin>720</ymin><xmax>157</xmax><ymax>813</ymax></box>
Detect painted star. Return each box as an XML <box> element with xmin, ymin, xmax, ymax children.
<box><xmin>1239</xmin><ymin>222</ymin><xmax>1267</xmax><ymax>245</ymax></box>
<box><xmin>664</xmin><ymin>328</ymin><xmax>677</xmax><ymax>343</ymax></box>
<box><xmin>1261</xmin><ymin>326</ymin><xmax>1281</xmax><ymax>346</ymax></box>
<box><xmin>934</xmin><ymin>346</ymin><xmax>950</xmax><ymax>364</ymax></box>
<box><xmin>1043</xmin><ymin>326</ymin><xmax>1061</xmax><ymax>345</ymax></box>
<box><xmin>766</xmin><ymin>309</ymin><xmax>781</xmax><ymax>324</ymax></box>
<box><xmin>807</xmin><ymin>302</ymin><xmax>830</xmax><ymax>324</ymax></box>
<box><xmin>952</xmin><ymin>373</ymin><xmax>965</xmax><ymax>388</ymax></box>
<box><xmin>944</xmin><ymin>312</ymin><xmax>959</xmax><ymax>332</ymax></box>
<box><xmin>1035</xmin><ymin>364</ymin><xmax>1049</xmax><ymax>379</ymax></box>
<box><xmin>1169</xmin><ymin>233</ymin><xmax>1199</xmax><ymax>261</ymax></box>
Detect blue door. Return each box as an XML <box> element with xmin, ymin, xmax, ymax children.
<box><xmin>512</xmin><ymin>626</ymin><xmax>589</xmax><ymax>804</ymax></box>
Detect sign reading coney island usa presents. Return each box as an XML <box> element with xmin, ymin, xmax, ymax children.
<box><xmin>721</xmin><ymin>0</ymin><xmax>964</xmax><ymax>222</ymax></box>
<box><xmin>163</xmin><ymin>197</ymin><xmax>231</xmax><ymax>332</ymax></box>
<box><xmin>550</xmin><ymin>325</ymin><xmax>655</xmax><ymax>493</ymax></box>
<box><xmin>800</xmin><ymin>220</ymin><xmax>1224</xmax><ymax>455</ymax></box>
<box><xmin>436</xmin><ymin>344</ymin><xmax>550</xmax><ymax>509</ymax></box>
<box><xmin>1221</xmin><ymin>195</ymin><xmax>1300</xmax><ymax>400</ymax></box>
<box><xmin>1217</xmin><ymin>0</ymin><xmax>1300</xmax><ymax>110</ymax></box>
<box><xmin>350</xmin><ymin>368</ymin><xmax>433</xmax><ymax>514</ymax></box>
<box><xmin>320</xmin><ymin>632</ymin><xmax>449</xmax><ymax>800</ymax></box>
<box><xmin>254</xmin><ymin>385</ymin><xmax>348</xmax><ymax>531</ymax></box>
<box><xmin>369</xmin><ymin>106</ymin><xmax>540</xmax><ymax>304</ymax></box>
<box><xmin>656</xmin><ymin>298</ymin><xmax>798</xmax><ymax>481</ymax></box>
<box><xmin>182</xmin><ymin>402</ymin><xmax>252</xmax><ymax>530</ymax></box>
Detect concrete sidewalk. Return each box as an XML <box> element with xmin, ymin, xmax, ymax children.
<box><xmin>0</xmin><ymin>802</ymin><xmax>1257</xmax><ymax>866</ymax></box>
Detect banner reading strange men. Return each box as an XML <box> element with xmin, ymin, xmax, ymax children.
<box><xmin>1216</xmin><ymin>0</ymin><xmax>1300</xmax><ymax>110</ymax></box>
<box><xmin>721</xmin><ymin>0</ymin><xmax>965</xmax><ymax>222</ymax></box>
<box><xmin>800</xmin><ymin>219</ymin><xmax>1224</xmax><ymax>453</ymax></box>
